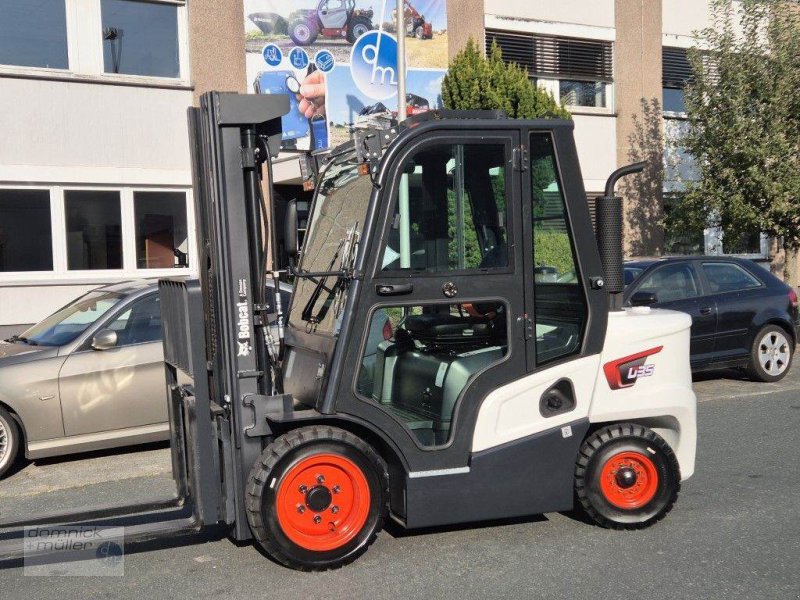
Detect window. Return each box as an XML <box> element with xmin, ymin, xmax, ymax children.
<box><xmin>663</xmin><ymin>47</ymin><xmax>692</xmax><ymax>115</ymax></box>
<box><xmin>559</xmin><ymin>80</ymin><xmax>606</xmax><ymax>108</ymax></box>
<box><xmin>0</xmin><ymin>190</ymin><xmax>53</xmax><ymax>272</ymax></box>
<box><xmin>65</xmin><ymin>191</ymin><xmax>122</xmax><ymax>270</ymax></box>
<box><xmin>101</xmin><ymin>0</ymin><xmax>180</xmax><ymax>77</ymax></box>
<box><xmin>702</xmin><ymin>262</ymin><xmax>761</xmax><ymax>293</ymax></box>
<box><xmin>663</xmin><ymin>193</ymin><xmax>704</xmax><ymax>255</ymax></box>
<box><xmin>637</xmin><ymin>263</ymin><xmax>700</xmax><ymax>302</ymax></box>
<box><xmin>382</xmin><ymin>143</ymin><xmax>508</xmax><ymax>272</ymax></box>
<box><xmin>530</xmin><ymin>133</ymin><xmax>587</xmax><ymax>364</ymax></box>
<box><xmin>486</xmin><ymin>30</ymin><xmax>613</xmax><ymax>110</ymax></box>
<box><xmin>0</xmin><ymin>0</ymin><xmax>68</xmax><ymax>69</ymax></box>
<box><xmin>134</xmin><ymin>191</ymin><xmax>189</xmax><ymax>268</ymax></box>
<box><xmin>357</xmin><ymin>302</ymin><xmax>507</xmax><ymax>447</ymax></box>
<box><xmin>104</xmin><ymin>294</ymin><xmax>162</xmax><ymax>345</ymax></box>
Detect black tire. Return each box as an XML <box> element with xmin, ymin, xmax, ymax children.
<box><xmin>346</xmin><ymin>17</ymin><xmax>372</xmax><ymax>43</ymax></box>
<box><xmin>575</xmin><ymin>423</ymin><xmax>680</xmax><ymax>530</ymax></box>
<box><xmin>0</xmin><ymin>406</ymin><xmax>20</xmax><ymax>479</ymax></box>
<box><xmin>245</xmin><ymin>425</ymin><xmax>388</xmax><ymax>571</ymax></box>
<box><xmin>415</xmin><ymin>25</ymin><xmax>425</xmax><ymax>39</ymax></box>
<box><xmin>746</xmin><ymin>324</ymin><xmax>793</xmax><ymax>382</ymax></box>
<box><xmin>289</xmin><ymin>19</ymin><xmax>318</xmax><ymax>46</ymax></box>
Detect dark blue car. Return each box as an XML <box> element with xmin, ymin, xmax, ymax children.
<box><xmin>623</xmin><ymin>256</ymin><xmax>799</xmax><ymax>381</ymax></box>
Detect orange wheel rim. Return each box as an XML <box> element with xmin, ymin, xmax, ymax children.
<box><xmin>599</xmin><ymin>451</ymin><xmax>659</xmax><ymax>509</ymax></box>
<box><xmin>276</xmin><ymin>453</ymin><xmax>371</xmax><ymax>552</ymax></box>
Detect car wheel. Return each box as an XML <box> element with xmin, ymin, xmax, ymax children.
<box><xmin>747</xmin><ymin>324</ymin><xmax>793</xmax><ymax>382</ymax></box>
<box><xmin>575</xmin><ymin>423</ymin><xmax>680</xmax><ymax>529</ymax></box>
<box><xmin>346</xmin><ymin>17</ymin><xmax>372</xmax><ymax>43</ymax></box>
<box><xmin>245</xmin><ymin>425</ymin><xmax>388</xmax><ymax>570</ymax></box>
<box><xmin>289</xmin><ymin>20</ymin><xmax>318</xmax><ymax>45</ymax></box>
<box><xmin>0</xmin><ymin>406</ymin><xmax>20</xmax><ymax>478</ymax></box>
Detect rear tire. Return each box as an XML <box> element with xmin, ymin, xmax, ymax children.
<box><xmin>575</xmin><ymin>423</ymin><xmax>680</xmax><ymax>529</ymax></box>
<box><xmin>289</xmin><ymin>19</ymin><xmax>318</xmax><ymax>46</ymax></box>
<box><xmin>415</xmin><ymin>25</ymin><xmax>425</xmax><ymax>39</ymax></box>
<box><xmin>245</xmin><ymin>425</ymin><xmax>388</xmax><ymax>571</ymax></box>
<box><xmin>0</xmin><ymin>406</ymin><xmax>20</xmax><ymax>479</ymax></box>
<box><xmin>346</xmin><ymin>17</ymin><xmax>372</xmax><ymax>43</ymax></box>
<box><xmin>746</xmin><ymin>324</ymin><xmax>793</xmax><ymax>382</ymax></box>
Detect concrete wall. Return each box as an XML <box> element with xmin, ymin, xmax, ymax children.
<box><xmin>662</xmin><ymin>0</ymin><xmax>712</xmax><ymax>38</ymax></box>
<box><xmin>485</xmin><ymin>0</ymin><xmax>615</xmax><ymax>28</ymax></box>
<box><xmin>572</xmin><ymin>115</ymin><xmax>618</xmax><ymax>193</ymax></box>
<box><xmin>615</xmin><ymin>0</ymin><xmax>664</xmax><ymax>256</ymax></box>
<box><xmin>448</xmin><ymin>0</ymin><xmax>486</xmax><ymax>58</ymax></box>
<box><xmin>0</xmin><ymin>79</ymin><xmax>193</xmax><ymax>186</ymax></box>
<box><xmin>188</xmin><ymin>0</ymin><xmax>246</xmax><ymax>102</ymax></box>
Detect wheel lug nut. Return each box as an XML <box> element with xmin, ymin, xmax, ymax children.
<box><xmin>316</xmin><ymin>474</ymin><xmax>325</xmax><ymax>484</ymax></box>
<box><xmin>313</xmin><ymin>515</ymin><xmax>322</xmax><ymax>524</ymax></box>
<box><xmin>331</xmin><ymin>505</ymin><xmax>339</xmax><ymax>514</ymax></box>
<box><xmin>299</xmin><ymin>485</ymin><xmax>308</xmax><ymax>494</ymax></box>
<box><xmin>296</xmin><ymin>504</ymin><xmax>305</xmax><ymax>514</ymax></box>
<box><xmin>332</xmin><ymin>485</ymin><xmax>341</xmax><ymax>494</ymax></box>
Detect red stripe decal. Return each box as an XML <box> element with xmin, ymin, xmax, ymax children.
<box><xmin>603</xmin><ymin>346</ymin><xmax>663</xmax><ymax>390</ymax></box>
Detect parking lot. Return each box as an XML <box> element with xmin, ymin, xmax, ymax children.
<box><xmin>1</xmin><ymin>368</ymin><xmax>799</xmax><ymax>599</ymax></box>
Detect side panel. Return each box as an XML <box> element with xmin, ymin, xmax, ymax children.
<box><xmin>405</xmin><ymin>419</ymin><xmax>589</xmax><ymax>529</ymax></box>
<box><xmin>0</xmin><ymin>357</ymin><xmax>65</xmax><ymax>442</ymax></box>
<box><xmin>472</xmin><ymin>355</ymin><xmax>600</xmax><ymax>452</ymax></box>
<box><xmin>589</xmin><ymin>309</ymin><xmax>697</xmax><ymax>480</ymax></box>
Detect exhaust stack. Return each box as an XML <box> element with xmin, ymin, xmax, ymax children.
<box><xmin>596</xmin><ymin>162</ymin><xmax>646</xmax><ymax>312</ymax></box>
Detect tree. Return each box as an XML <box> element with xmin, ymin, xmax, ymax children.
<box><xmin>442</xmin><ymin>38</ymin><xmax>570</xmax><ymax>120</ymax></box>
<box><xmin>675</xmin><ymin>0</ymin><xmax>800</xmax><ymax>273</ymax></box>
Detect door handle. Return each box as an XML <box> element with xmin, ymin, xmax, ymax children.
<box><xmin>376</xmin><ymin>283</ymin><xmax>413</xmax><ymax>296</ymax></box>
<box><xmin>699</xmin><ymin>307</ymin><xmax>713</xmax><ymax>315</ymax></box>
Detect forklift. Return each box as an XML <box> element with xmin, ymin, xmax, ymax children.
<box><xmin>0</xmin><ymin>92</ymin><xmax>696</xmax><ymax>571</ymax></box>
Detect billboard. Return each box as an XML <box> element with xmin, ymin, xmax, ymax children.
<box><xmin>243</xmin><ymin>0</ymin><xmax>448</xmax><ymax>150</ymax></box>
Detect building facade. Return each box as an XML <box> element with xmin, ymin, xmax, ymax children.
<box><xmin>0</xmin><ymin>0</ymin><xmax>770</xmax><ymax>335</ymax></box>
<box><xmin>0</xmin><ymin>0</ymin><xmax>244</xmax><ymax>337</ymax></box>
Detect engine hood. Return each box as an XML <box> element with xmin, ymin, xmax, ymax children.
<box><xmin>0</xmin><ymin>340</ymin><xmax>59</xmax><ymax>365</ymax></box>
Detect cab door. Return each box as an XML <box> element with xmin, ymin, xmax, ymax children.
<box><xmin>318</xmin><ymin>0</ymin><xmax>348</xmax><ymax>29</ymax></box>
<box><xmin>469</xmin><ymin>131</ymin><xmax>604</xmax><ymax>453</ymax></box>
<box><xmin>335</xmin><ymin>130</ymin><xmax>527</xmax><ymax>472</ymax></box>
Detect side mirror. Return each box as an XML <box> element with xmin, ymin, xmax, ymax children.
<box><xmin>91</xmin><ymin>329</ymin><xmax>118</xmax><ymax>351</ymax></box>
<box><xmin>630</xmin><ymin>291</ymin><xmax>658</xmax><ymax>307</ymax></box>
<box><xmin>285</xmin><ymin>199</ymin><xmax>299</xmax><ymax>261</ymax></box>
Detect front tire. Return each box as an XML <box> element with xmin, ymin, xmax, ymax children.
<box><xmin>747</xmin><ymin>324</ymin><xmax>793</xmax><ymax>382</ymax></box>
<box><xmin>575</xmin><ymin>423</ymin><xmax>680</xmax><ymax>529</ymax></box>
<box><xmin>346</xmin><ymin>17</ymin><xmax>372</xmax><ymax>43</ymax></box>
<box><xmin>289</xmin><ymin>19</ymin><xmax>318</xmax><ymax>46</ymax></box>
<box><xmin>0</xmin><ymin>406</ymin><xmax>20</xmax><ymax>478</ymax></box>
<box><xmin>245</xmin><ymin>426</ymin><xmax>388</xmax><ymax>571</ymax></box>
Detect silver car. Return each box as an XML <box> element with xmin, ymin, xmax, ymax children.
<box><xmin>0</xmin><ymin>281</ymin><xmax>171</xmax><ymax>478</ymax></box>
<box><xmin>0</xmin><ymin>278</ymin><xmax>293</xmax><ymax>479</ymax></box>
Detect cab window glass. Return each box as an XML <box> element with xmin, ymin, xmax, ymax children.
<box><xmin>530</xmin><ymin>134</ymin><xmax>587</xmax><ymax>364</ymax></box>
<box><xmin>382</xmin><ymin>143</ymin><xmax>508</xmax><ymax>272</ymax></box>
<box><xmin>702</xmin><ymin>262</ymin><xmax>761</xmax><ymax>293</ymax></box>
<box><xmin>637</xmin><ymin>263</ymin><xmax>700</xmax><ymax>302</ymax></box>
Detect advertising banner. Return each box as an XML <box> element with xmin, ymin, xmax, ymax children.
<box><xmin>243</xmin><ymin>0</ymin><xmax>448</xmax><ymax>150</ymax></box>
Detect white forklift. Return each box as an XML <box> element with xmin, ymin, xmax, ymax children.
<box><xmin>0</xmin><ymin>92</ymin><xmax>696</xmax><ymax>571</ymax></box>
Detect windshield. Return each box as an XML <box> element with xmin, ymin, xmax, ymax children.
<box><xmin>17</xmin><ymin>291</ymin><xmax>124</xmax><ymax>347</ymax></box>
<box><xmin>288</xmin><ymin>152</ymin><xmax>373</xmax><ymax>335</ymax></box>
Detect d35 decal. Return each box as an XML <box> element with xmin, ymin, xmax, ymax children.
<box><xmin>603</xmin><ymin>346</ymin><xmax>663</xmax><ymax>390</ymax></box>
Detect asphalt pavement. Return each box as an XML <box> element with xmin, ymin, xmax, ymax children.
<box><xmin>0</xmin><ymin>368</ymin><xmax>799</xmax><ymax>599</ymax></box>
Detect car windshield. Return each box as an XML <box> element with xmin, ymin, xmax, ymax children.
<box><xmin>288</xmin><ymin>151</ymin><xmax>372</xmax><ymax>336</ymax></box>
<box><xmin>17</xmin><ymin>291</ymin><xmax>124</xmax><ymax>347</ymax></box>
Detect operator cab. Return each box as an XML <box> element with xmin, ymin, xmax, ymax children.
<box><xmin>283</xmin><ymin>114</ymin><xmax>601</xmax><ymax>469</ymax></box>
